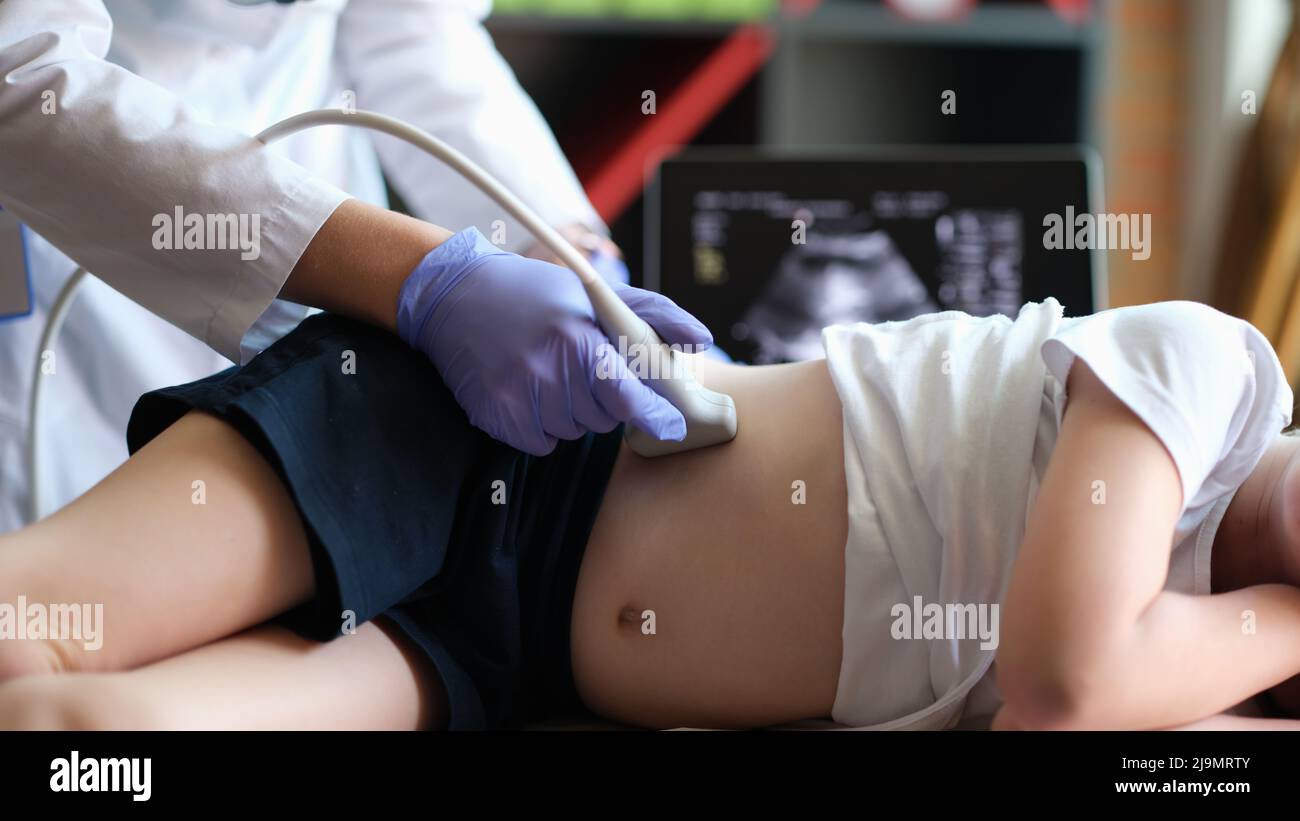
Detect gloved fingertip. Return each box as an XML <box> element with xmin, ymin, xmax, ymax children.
<box><xmin>643</xmin><ymin>403</ymin><xmax>687</xmax><ymax>442</ymax></box>
<box><xmin>663</xmin><ymin>317</ymin><xmax>713</xmax><ymax>346</ymax></box>
<box><xmin>649</xmin><ymin>316</ymin><xmax>715</xmax><ymax>353</ymax></box>
<box><xmin>684</xmin><ymin>327</ymin><xmax>714</xmax><ymax>351</ymax></box>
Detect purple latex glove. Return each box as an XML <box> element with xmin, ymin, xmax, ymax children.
<box><xmin>397</xmin><ymin>228</ymin><xmax>713</xmax><ymax>456</ymax></box>
<box><xmin>588</xmin><ymin>248</ymin><xmax>630</xmax><ymax>286</ymax></box>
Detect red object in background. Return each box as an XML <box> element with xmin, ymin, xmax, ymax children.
<box><xmin>581</xmin><ymin>0</ymin><xmax>888</xmax><ymax>224</ymax></box>
<box><xmin>883</xmin><ymin>0</ymin><xmax>976</xmax><ymax>22</ymax></box>
<box><xmin>576</xmin><ymin>0</ymin><xmax>832</xmax><ymax>224</ymax></box>
<box><xmin>583</xmin><ymin>25</ymin><xmax>775</xmax><ymax>223</ymax></box>
<box><xmin>579</xmin><ymin>4</ymin><xmax>832</xmax><ymax>224</ymax></box>
<box><xmin>1047</xmin><ymin>0</ymin><xmax>1091</xmax><ymax>25</ymax></box>
<box><xmin>585</xmin><ymin>0</ymin><xmax>826</xmax><ymax>220</ymax></box>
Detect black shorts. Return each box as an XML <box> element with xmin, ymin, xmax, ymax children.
<box><xmin>125</xmin><ymin>313</ymin><xmax>623</xmax><ymax>729</ymax></box>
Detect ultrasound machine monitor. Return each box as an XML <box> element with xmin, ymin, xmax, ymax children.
<box><xmin>645</xmin><ymin>148</ymin><xmax>1104</xmax><ymax>364</ymax></box>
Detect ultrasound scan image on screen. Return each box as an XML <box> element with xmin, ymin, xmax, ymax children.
<box><xmin>651</xmin><ymin>155</ymin><xmax>1096</xmax><ymax>364</ymax></box>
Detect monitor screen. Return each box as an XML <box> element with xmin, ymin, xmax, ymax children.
<box><xmin>647</xmin><ymin>150</ymin><xmax>1101</xmax><ymax>364</ymax></box>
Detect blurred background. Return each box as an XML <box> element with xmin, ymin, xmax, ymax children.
<box><xmin>479</xmin><ymin>0</ymin><xmax>1300</xmax><ymax>375</ymax></box>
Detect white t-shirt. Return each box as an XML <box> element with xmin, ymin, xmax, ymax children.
<box><xmin>821</xmin><ymin>299</ymin><xmax>1293</xmax><ymax>730</ymax></box>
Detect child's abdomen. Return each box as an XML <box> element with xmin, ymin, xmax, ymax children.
<box><xmin>569</xmin><ymin>358</ymin><xmax>850</xmax><ymax>728</ymax></box>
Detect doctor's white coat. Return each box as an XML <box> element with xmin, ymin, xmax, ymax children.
<box><xmin>0</xmin><ymin>0</ymin><xmax>603</xmax><ymax>530</ymax></box>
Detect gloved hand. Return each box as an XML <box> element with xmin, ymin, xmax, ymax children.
<box><xmin>525</xmin><ymin>223</ymin><xmax>629</xmax><ymax>285</ymax></box>
<box><xmin>587</xmin><ymin>248</ymin><xmax>630</xmax><ymax>286</ymax></box>
<box><xmin>396</xmin><ymin>227</ymin><xmax>713</xmax><ymax>456</ymax></box>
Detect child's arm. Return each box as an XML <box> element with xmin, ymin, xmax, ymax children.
<box><xmin>996</xmin><ymin>361</ymin><xmax>1300</xmax><ymax>729</ymax></box>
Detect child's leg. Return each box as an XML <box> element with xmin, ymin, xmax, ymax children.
<box><xmin>995</xmin><ymin>361</ymin><xmax>1300</xmax><ymax>730</ymax></box>
<box><xmin>0</xmin><ymin>619</ymin><xmax>444</xmax><ymax>730</ymax></box>
<box><xmin>0</xmin><ymin>411</ymin><xmax>316</xmax><ymax>681</ymax></box>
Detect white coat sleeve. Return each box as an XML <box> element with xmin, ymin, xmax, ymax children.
<box><xmin>0</xmin><ymin>0</ymin><xmax>351</xmax><ymax>363</ymax></box>
<box><xmin>336</xmin><ymin>0</ymin><xmax>606</xmax><ymax>252</ymax></box>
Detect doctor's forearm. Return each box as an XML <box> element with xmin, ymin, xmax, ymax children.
<box><xmin>281</xmin><ymin>199</ymin><xmax>453</xmax><ymax>332</ymax></box>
